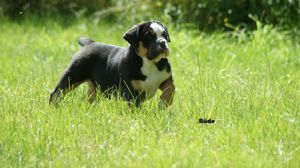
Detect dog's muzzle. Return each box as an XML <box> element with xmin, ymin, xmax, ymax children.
<box><xmin>147</xmin><ymin>38</ymin><xmax>169</xmax><ymax>62</ymax></box>
<box><xmin>156</xmin><ymin>38</ymin><xmax>169</xmax><ymax>57</ymax></box>
<box><xmin>157</xmin><ymin>38</ymin><xmax>169</xmax><ymax>52</ymax></box>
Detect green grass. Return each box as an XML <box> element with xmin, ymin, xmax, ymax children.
<box><xmin>0</xmin><ymin>17</ymin><xmax>299</xmax><ymax>167</ymax></box>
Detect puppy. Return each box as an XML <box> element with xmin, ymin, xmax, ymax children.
<box><xmin>49</xmin><ymin>21</ymin><xmax>175</xmax><ymax>107</ymax></box>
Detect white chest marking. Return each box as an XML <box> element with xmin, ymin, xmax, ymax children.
<box><xmin>140</xmin><ymin>57</ymin><xmax>171</xmax><ymax>98</ymax></box>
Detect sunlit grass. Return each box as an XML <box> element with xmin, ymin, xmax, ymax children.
<box><xmin>0</xmin><ymin>17</ymin><xmax>299</xmax><ymax>167</ymax></box>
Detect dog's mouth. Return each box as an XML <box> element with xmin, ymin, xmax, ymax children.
<box><xmin>147</xmin><ymin>45</ymin><xmax>170</xmax><ymax>62</ymax></box>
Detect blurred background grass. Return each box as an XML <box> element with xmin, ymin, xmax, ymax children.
<box><xmin>0</xmin><ymin>0</ymin><xmax>299</xmax><ymax>30</ymax></box>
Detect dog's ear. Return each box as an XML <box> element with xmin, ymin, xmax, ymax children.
<box><xmin>123</xmin><ymin>25</ymin><xmax>139</xmax><ymax>47</ymax></box>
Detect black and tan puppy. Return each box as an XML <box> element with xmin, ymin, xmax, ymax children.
<box><xmin>49</xmin><ymin>21</ymin><xmax>175</xmax><ymax>107</ymax></box>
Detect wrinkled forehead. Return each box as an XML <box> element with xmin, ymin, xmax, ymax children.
<box><xmin>150</xmin><ymin>22</ymin><xmax>165</xmax><ymax>36</ymax></box>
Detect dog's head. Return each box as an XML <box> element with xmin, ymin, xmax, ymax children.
<box><xmin>123</xmin><ymin>21</ymin><xmax>171</xmax><ymax>62</ymax></box>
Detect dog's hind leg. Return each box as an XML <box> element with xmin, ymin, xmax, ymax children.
<box><xmin>49</xmin><ymin>53</ymin><xmax>96</xmax><ymax>104</ymax></box>
<box><xmin>49</xmin><ymin>71</ymin><xmax>85</xmax><ymax>104</ymax></box>
<box><xmin>87</xmin><ymin>80</ymin><xmax>97</xmax><ymax>103</ymax></box>
<box><xmin>49</xmin><ymin>59</ymin><xmax>93</xmax><ymax>104</ymax></box>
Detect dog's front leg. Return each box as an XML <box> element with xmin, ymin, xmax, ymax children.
<box><xmin>159</xmin><ymin>77</ymin><xmax>175</xmax><ymax>107</ymax></box>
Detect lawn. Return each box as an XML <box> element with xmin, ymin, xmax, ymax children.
<box><xmin>0</xmin><ymin>18</ymin><xmax>299</xmax><ymax>167</ymax></box>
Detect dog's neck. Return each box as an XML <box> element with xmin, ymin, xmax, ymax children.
<box><xmin>128</xmin><ymin>45</ymin><xmax>143</xmax><ymax>60</ymax></box>
<box><xmin>127</xmin><ymin>45</ymin><xmax>170</xmax><ymax>71</ymax></box>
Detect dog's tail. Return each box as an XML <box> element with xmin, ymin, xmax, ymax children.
<box><xmin>78</xmin><ymin>37</ymin><xmax>94</xmax><ymax>47</ymax></box>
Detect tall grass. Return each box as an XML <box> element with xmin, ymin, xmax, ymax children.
<box><xmin>0</xmin><ymin>18</ymin><xmax>299</xmax><ymax>167</ymax></box>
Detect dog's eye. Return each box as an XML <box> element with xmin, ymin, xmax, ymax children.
<box><xmin>149</xmin><ymin>29</ymin><xmax>155</xmax><ymax>35</ymax></box>
<box><xmin>144</xmin><ymin>30</ymin><xmax>155</xmax><ymax>39</ymax></box>
<box><xmin>162</xmin><ymin>31</ymin><xmax>167</xmax><ymax>38</ymax></box>
<box><xmin>145</xmin><ymin>29</ymin><xmax>155</xmax><ymax>36</ymax></box>
<box><xmin>162</xmin><ymin>30</ymin><xmax>170</xmax><ymax>42</ymax></box>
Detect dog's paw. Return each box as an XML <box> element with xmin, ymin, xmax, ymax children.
<box><xmin>158</xmin><ymin>99</ymin><xmax>168</xmax><ymax>109</ymax></box>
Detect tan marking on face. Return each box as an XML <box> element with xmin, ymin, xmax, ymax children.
<box><xmin>137</xmin><ymin>41</ymin><xmax>148</xmax><ymax>57</ymax></box>
<box><xmin>152</xmin><ymin>52</ymin><xmax>169</xmax><ymax>63</ymax></box>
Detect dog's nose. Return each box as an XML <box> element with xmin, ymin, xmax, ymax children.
<box><xmin>159</xmin><ymin>41</ymin><xmax>167</xmax><ymax>49</ymax></box>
